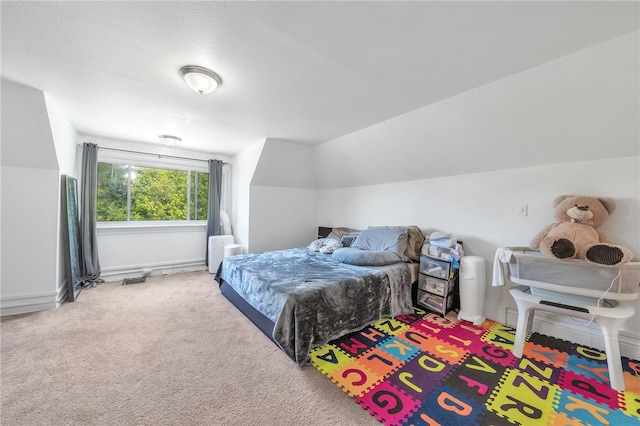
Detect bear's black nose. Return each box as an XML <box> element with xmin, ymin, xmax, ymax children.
<box><xmin>577</xmin><ymin>205</ymin><xmax>588</xmax><ymax>211</ymax></box>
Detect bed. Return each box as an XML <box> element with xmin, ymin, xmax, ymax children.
<box><xmin>214</xmin><ymin>226</ymin><xmax>424</xmax><ymax>365</ymax></box>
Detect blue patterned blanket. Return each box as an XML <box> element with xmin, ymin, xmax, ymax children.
<box><xmin>217</xmin><ymin>247</ymin><xmax>414</xmax><ymax>365</ymax></box>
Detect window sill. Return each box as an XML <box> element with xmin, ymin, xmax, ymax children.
<box><xmin>97</xmin><ymin>221</ymin><xmax>206</xmax><ymax>235</ymax></box>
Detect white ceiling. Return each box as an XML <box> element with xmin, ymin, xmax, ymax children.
<box><xmin>2</xmin><ymin>1</ymin><xmax>638</xmax><ymax>155</ymax></box>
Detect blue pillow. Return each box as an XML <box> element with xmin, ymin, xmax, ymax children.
<box><xmin>350</xmin><ymin>228</ymin><xmax>409</xmax><ymax>261</ymax></box>
<box><xmin>332</xmin><ymin>248</ymin><xmax>402</xmax><ymax>266</ymax></box>
<box><xmin>340</xmin><ymin>234</ymin><xmax>357</xmax><ymax>247</ymax></box>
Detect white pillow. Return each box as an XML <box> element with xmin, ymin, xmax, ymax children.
<box><xmin>308</xmin><ymin>238</ymin><xmax>343</xmax><ymax>254</ymax></box>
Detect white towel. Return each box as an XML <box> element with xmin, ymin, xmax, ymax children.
<box><xmin>492</xmin><ymin>247</ymin><xmax>513</xmax><ymax>286</ymax></box>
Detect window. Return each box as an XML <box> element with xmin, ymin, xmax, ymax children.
<box><xmin>97</xmin><ymin>162</ymin><xmax>209</xmax><ymax>222</ymax></box>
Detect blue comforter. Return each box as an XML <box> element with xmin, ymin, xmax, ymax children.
<box><xmin>217</xmin><ymin>247</ymin><xmax>414</xmax><ymax>365</ymax></box>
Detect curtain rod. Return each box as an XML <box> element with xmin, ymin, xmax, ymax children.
<box><xmin>96</xmin><ymin>146</ymin><xmax>228</xmax><ymax>164</ymax></box>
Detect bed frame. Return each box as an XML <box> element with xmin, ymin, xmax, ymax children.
<box><xmin>219</xmin><ymin>279</ymin><xmax>277</xmax><ymax>344</ymax></box>
<box><xmin>219</xmin><ymin>275</ymin><xmax>421</xmax><ymax>347</ymax></box>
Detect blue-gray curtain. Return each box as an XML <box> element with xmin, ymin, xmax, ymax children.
<box><xmin>205</xmin><ymin>159</ymin><xmax>223</xmax><ymax>266</ymax></box>
<box><xmin>80</xmin><ymin>143</ymin><xmax>103</xmax><ymax>287</ymax></box>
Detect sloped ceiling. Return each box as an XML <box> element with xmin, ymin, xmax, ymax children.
<box><xmin>1</xmin><ymin>1</ymin><xmax>638</xmax><ymax>155</ymax></box>
<box><xmin>1</xmin><ymin>80</ymin><xmax>58</xmax><ymax>170</ymax></box>
<box><xmin>314</xmin><ymin>31</ymin><xmax>639</xmax><ymax>189</ymax></box>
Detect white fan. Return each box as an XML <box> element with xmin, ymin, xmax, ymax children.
<box><xmin>220</xmin><ymin>210</ymin><xmax>232</xmax><ymax>235</ymax></box>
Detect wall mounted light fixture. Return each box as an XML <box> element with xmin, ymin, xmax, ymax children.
<box><xmin>158</xmin><ymin>135</ymin><xmax>182</xmax><ymax>147</ymax></box>
<box><xmin>179</xmin><ymin>65</ymin><xmax>222</xmax><ymax>94</ymax></box>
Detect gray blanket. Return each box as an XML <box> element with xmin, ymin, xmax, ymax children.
<box><xmin>217</xmin><ymin>247</ymin><xmax>414</xmax><ymax>365</ymax></box>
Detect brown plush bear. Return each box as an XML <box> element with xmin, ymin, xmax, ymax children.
<box><xmin>530</xmin><ymin>195</ymin><xmax>632</xmax><ymax>266</ymax></box>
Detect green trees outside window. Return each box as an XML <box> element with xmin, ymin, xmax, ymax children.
<box><xmin>189</xmin><ymin>170</ymin><xmax>209</xmax><ymax>220</ymax></box>
<box><xmin>97</xmin><ymin>162</ymin><xmax>208</xmax><ymax>222</ymax></box>
<box><xmin>97</xmin><ymin>163</ymin><xmax>127</xmax><ymax>221</ymax></box>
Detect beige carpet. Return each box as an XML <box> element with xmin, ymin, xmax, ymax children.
<box><xmin>1</xmin><ymin>271</ymin><xmax>378</xmax><ymax>425</ymax></box>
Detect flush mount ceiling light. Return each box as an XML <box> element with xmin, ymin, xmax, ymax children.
<box><xmin>158</xmin><ymin>135</ymin><xmax>182</xmax><ymax>147</ymax></box>
<box><xmin>179</xmin><ymin>65</ymin><xmax>222</xmax><ymax>94</ymax></box>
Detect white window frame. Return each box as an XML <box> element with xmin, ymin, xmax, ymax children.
<box><xmin>96</xmin><ymin>149</ymin><xmax>230</xmax><ymax>231</ymax></box>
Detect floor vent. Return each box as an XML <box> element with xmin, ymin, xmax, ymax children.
<box><xmin>122</xmin><ymin>276</ymin><xmax>146</xmax><ymax>285</ymax></box>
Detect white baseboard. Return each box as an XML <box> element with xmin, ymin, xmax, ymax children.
<box><xmin>56</xmin><ymin>281</ymin><xmax>68</xmax><ymax>306</ymax></box>
<box><xmin>1</xmin><ymin>292</ymin><xmax>58</xmax><ymax>316</ymax></box>
<box><xmin>100</xmin><ymin>259</ymin><xmax>207</xmax><ymax>283</ymax></box>
<box><xmin>483</xmin><ymin>299</ymin><xmax>506</xmax><ymax>324</ymax></box>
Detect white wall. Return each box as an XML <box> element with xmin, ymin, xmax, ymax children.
<box><xmin>231</xmin><ymin>139</ymin><xmax>265</xmax><ymax>253</ymax></box>
<box><xmin>249</xmin><ymin>186</ymin><xmax>318</xmax><ymax>253</ymax></box>
<box><xmin>228</xmin><ymin>138</ymin><xmax>319</xmax><ymax>255</ymax></box>
<box><xmin>46</xmin><ymin>96</ymin><xmax>79</xmax><ymax>176</ymax></box>
<box><xmin>45</xmin><ymin>94</ymin><xmax>80</xmax><ymax>302</ymax></box>
<box><xmin>1</xmin><ymin>167</ymin><xmax>60</xmax><ymax>314</ymax></box>
<box><xmin>97</xmin><ymin>223</ymin><xmax>208</xmax><ymax>279</ymax></box>
<box><xmin>245</xmin><ymin>139</ymin><xmax>318</xmax><ymax>252</ymax></box>
<box><xmin>1</xmin><ymin>80</ymin><xmax>61</xmax><ymax>315</ymax></box>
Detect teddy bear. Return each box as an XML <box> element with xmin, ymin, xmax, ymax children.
<box><xmin>530</xmin><ymin>195</ymin><xmax>632</xmax><ymax>267</ymax></box>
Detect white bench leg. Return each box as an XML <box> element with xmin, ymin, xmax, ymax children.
<box><xmin>597</xmin><ymin>316</ymin><xmax>627</xmax><ymax>391</ymax></box>
<box><xmin>513</xmin><ymin>305</ymin><xmax>532</xmax><ymax>358</ymax></box>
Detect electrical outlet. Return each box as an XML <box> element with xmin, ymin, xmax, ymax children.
<box><xmin>517</xmin><ymin>204</ymin><xmax>528</xmax><ymax>217</ymax></box>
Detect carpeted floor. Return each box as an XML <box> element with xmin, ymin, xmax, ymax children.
<box><xmin>3</xmin><ymin>271</ymin><xmax>639</xmax><ymax>425</ymax></box>
<box><xmin>1</xmin><ymin>271</ymin><xmax>379</xmax><ymax>425</ymax></box>
<box><xmin>311</xmin><ymin>308</ymin><xmax>640</xmax><ymax>425</ymax></box>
